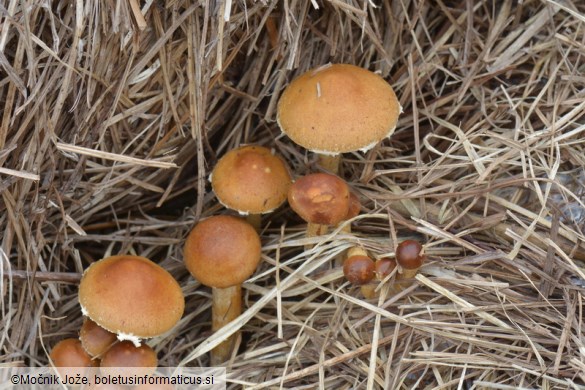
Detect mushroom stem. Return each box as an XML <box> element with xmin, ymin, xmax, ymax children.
<box><xmin>360</xmin><ymin>283</ymin><xmax>377</xmax><ymax>299</ymax></box>
<box><xmin>304</xmin><ymin>222</ymin><xmax>328</xmax><ymax>250</ymax></box>
<box><xmin>211</xmin><ymin>285</ymin><xmax>242</xmax><ymax>365</ymax></box>
<box><xmin>347</xmin><ymin>246</ymin><xmax>368</xmax><ymax>258</ymax></box>
<box><xmin>245</xmin><ymin>214</ymin><xmax>262</xmax><ymax>232</ymax></box>
<box><xmin>317</xmin><ymin>154</ymin><xmax>341</xmax><ymax>174</ymax></box>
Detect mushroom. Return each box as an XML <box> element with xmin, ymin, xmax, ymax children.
<box><xmin>343</xmin><ymin>255</ymin><xmax>375</xmax><ymax>285</ymax></box>
<box><xmin>277</xmin><ymin>63</ymin><xmax>401</xmax><ymax>173</ymax></box>
<box><xmin>183</xmin><ymin>215</ymin><xmax>262</xmax><ymax>365</ymax></box>
<box><xmin>100</xmin><ymin>341</ymin><xmax>158</xmax><ymax>377</ymax></box>
<box><xmin>396</xmin><ymin>239</ymin><xmax>426</xmax><ymax>282</ymax></box>
<box><xmin>288</xmin><ymin>172</ymin><xmax>350</xmax><ymax>243</ymax></box>
<box><xmin>78</xmin><ymin>255</ymin><xmax>185</xmax><ymax>346</ymax></box>
<box><xmin>50</xmin><ymin>338</ymin><xmax>98</xmax><ymax>378</ymax></box>
<box><xmin>79</xmin><ymin>318</ymin><xmax>118</xmax><ymax>358</ymax></box>
<box><xmin>374</xmin><ymin>257</ymin><xmax>397</xmax><ymax>281</ymax></box>
<box><xmin>211</xmin><ymin>145</ymin><xmax>292</xmax><ymax>230</ymax></box>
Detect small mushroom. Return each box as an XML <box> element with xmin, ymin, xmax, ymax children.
<box><xmin>288</xmin><ymin>172</ymin><xmax>350</xmax><ymax>242</ymax></box>
<box><xmin>343</xmin><ymin>255</ymin><xmax>375</xmax><ymax>286</ymax></box>
<box><xmin>211</xmin><ymin>145</ymin><xmax>292</xmax><ymax>230</ymax></box>
<box><xmin>374</xmin><ymin>257</ymin><xmax>397</xmax><ymax>281</ymax></box>
<box><xmin>78</xmin><ymin>255</ymin><xmax>185</xmax><ymax>346</ymax></box>
<box><xmin>396</xmin><ymin>239</ymin><xmax>426</xmax><ymax>280</ymax></box>
<box><xmin>50</xmin><ymin>338</ymin><xmax>98</xmax><ymax>378</ymax></box>
<box><xmin>184</xmin><ymin>215</ymin><xmax>262</xmax><ymax>365</ymax></box>
<box><xmin>277</xmin><ymin>63</ymin><xmax>401</xmax><ymax>173</ymax></box>
<box><xmin>79</xmin><ymin>318</ymin><xmax>118</xmax><ymax>358</ymax></box>
<box><xmin>100</xmin><ymin>341</ymin><xmax>157</xmax><ymax>377</ymax></box>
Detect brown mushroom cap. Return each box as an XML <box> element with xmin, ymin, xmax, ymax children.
<box><xmin>100</xmin><ymin>341</ymin><xmax>157</xmax><ymax>377</ymax></box>
<box><xmin>211</xmin><ymin>145</ymin><xmax>292</xmax><ymax>215</ymax></box>
<box><xmin>78</xmin><ymin>255</ymin><xmax>185</xmax><ymax>340</ymax></box>
<box><xmin>277</xmin><ymin>63</ymin><xmax>400</xmax><ymax>154</ymax></box>
<box><xmin>184</xmin><ymin>215</ymin><xmax>262</xmax><ymax>289</ymax></box>
<box><xmin>50</xmin><ymin>338</ymin><xmax>98</xmax><ymax>368</ymax></box>
<box><xmin>343</xmin><ymin>255</ymin><xmax>375</xmax><ymax>285</ymax></box>
<box><xmin>79</xmin><ymin>318</ymin><xmax>118</xmax><ymax>358</ymax></box>
<box><xmin>375</xmin><ymin>258</ymin><xmax>397</xmax><ymax>280</ymax></box>
<box><xmin>288</xmin><ymin>173</ymin><xmax>350</xmax><ymax>225</ymax></box>
<box><xmin>396</xmin><ymin>240</ymin><xmax>425</xmax><ymax>270</ymax></box>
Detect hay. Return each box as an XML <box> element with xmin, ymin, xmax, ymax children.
<box><xmin>2</xmin><ymin>0</ymin><xmax>585</xmax><ymax>388</ymax></box>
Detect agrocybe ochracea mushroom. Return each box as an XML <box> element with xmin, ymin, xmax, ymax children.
<box><xmin>78</xmin><ymin>255</ymin><xmax>185</xmax><ymax>346</ymax></box>
<box><xmin>183</xmin><ymin>215</ymin><xmax>262</xmax><ymax>365</ymax></box>
<box><xmin>277</xmin><ymin>63</ymin><xmax>401</xmax><ymax>173</ymax></box>
<box><xmin>211</xmin><ymin>145</ymin><xmax>292</xmax><ymax>231</ymax></box>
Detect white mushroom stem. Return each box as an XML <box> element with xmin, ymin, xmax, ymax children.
<box><xmin>211</xmin><ymin>285</ymin><xmax>242</xmax><ymax>365</ymax></box>
<box><xmin>317</xmin><ymin>154</ymin><xmax>341</xmax><ymax>174</ymax></box>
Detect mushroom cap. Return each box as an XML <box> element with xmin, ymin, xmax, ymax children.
<box><xmin>50</xmin><ymin>338</ymin><xmax>98</xmax><ymax>368</ymax></box>
<box><xmin>184</xmin><ymin>215</ymin><xmax>262</xmax><ymax>289</ymax></box>
<box><xmin>79</xmin><ymin>318</ymin><xmax>118</xmax><ymax>358</ymax></box>
<box><xmin>343</xmin><ymin>255</ymin><xmax>375</xmax><ymax>285</ymax></box>
<box><xmin>288</xmin><ymin>173</ymin><xmax>350</xmax><ymax>225</ymax></box>
<box><xmin>100</xmin><ymin>341</ymin><xmax>157</xmax><ymax>377</ymax></box>
<box><xmin>374</xmin><ymin>257</ymin><xmax>397</xmax><ymax>280</ymax></box>
<box><xmin>78</xmin><ymin>255</ymin><xmax>185</xmax><ymax>340</ymax></box>
<box><xmin>277</xmin><ymin>63</ymin><xmax>400</xmax><ymax>154</ymax></box>
<box><xmin>211</xmin><ymin>145</ymin><xmax>292</xmax><ymax>215</ymax></box>
<box><xmin>396</xmin><ymin>240</ymin><xmax>425</xmax><ymax>270</ymax></box>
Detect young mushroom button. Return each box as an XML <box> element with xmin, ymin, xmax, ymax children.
<box><xmin>183</xmin><ymin>215</ymin><xmax>262</xmax><ymax>365</ymax></box>
<box><xmin>396</xmin><ymin>239</ymin><xmax>426</xmax><ymax>279</ymax></box>
<box><xmin>277</xmin><ymin>63</ymin><xmax>401</xmax><ymax>173</ymax></box>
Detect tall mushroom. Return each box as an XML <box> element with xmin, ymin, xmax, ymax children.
<box><xmin>183</xmin><ymin>215</ymin><xmax>262</xmax><ymax>365</ymax></box>
<box><xmin>277</xmin><ymin>63</ymin><xmax>401</xmax><ymax>173</ymax></box>
<box><xmin>210</xmin><ymin>145</ymin><xmax>292</xmax><ymax>231</ymax></box>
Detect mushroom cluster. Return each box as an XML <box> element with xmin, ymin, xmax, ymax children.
<box><xmin>342</xmin><ymin>239</ymin><xmax>427</xmax><ymax>298</ymax></box>
<box><xmin>52</xmin><ymin>64</ymin><xmax>414</xmax><ymax>369</ymax></box>
<box><xmin>51</xmin><ymin>255</ymin><xmax>184</xmax><ymax>375</ymax></box>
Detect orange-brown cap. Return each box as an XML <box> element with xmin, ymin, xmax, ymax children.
<box><xmin>50</xmin><ymin>338</ymin><xmax>98</xmax><ymax>368</ymax></box>
<box><xmin>79</xmin><ymin>318</ymin><xmax>118</xmax><ymax>358</ymax></box>
<box><xmin>343</xmin><ymin>255</ymin><xmax>375</xmax><ymax>285</ymax></box>
<box><xmin>184</xmin><ymin>215</ymin><xmax>262</xmax><ymax>289</ymax></box>
<box><xmin>100</xmin><ymin>341</ymin><xmax>157</xmax><ymax>377</ymax></box>
<box><xmin>277</xmin><ymin>63</ymin><xmax>401</xmax><ymax>154</ymax></box>
<box><xmin>288</xmin><ymin>173</ymin><xmax>350</xmax><ymax>225</ymax></box>
<box><xmin>78</xmin><ymin>255</ymin><xmax>185</xmax><ymax>342</ymax></box>
<box><xmin>211</xmin><ymin>145</ymin><xmax>292</xmax><ymax>215</ymax></box>
<box><xmin>396</xmin><ymin>240</ymin><xmax>425</xmax><ymax>270</ymax></box>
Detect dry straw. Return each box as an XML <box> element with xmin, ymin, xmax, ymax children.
<box><xmin>2</xmin><ymin>0</ymin><xmax>585</xmax><ymax>388</ymax></box>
